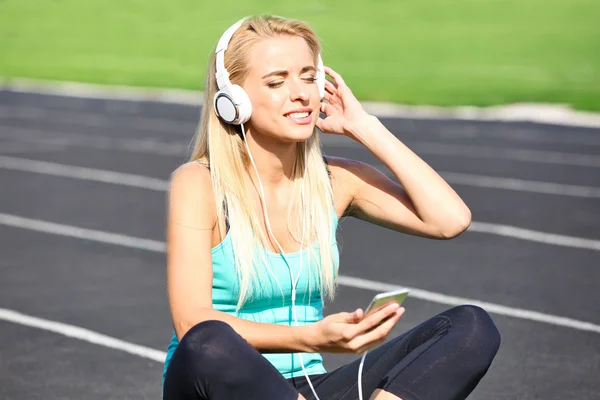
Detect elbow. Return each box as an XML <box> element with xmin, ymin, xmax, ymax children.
<box><xmin>438</xmin><ymin>208</ymin><xmax>472</xmax><ymax>240</ymax></box>
<box><xmin>174</xmin><ymin>318</ymin><xmax>199</xmax><ymax>341</ymax></box>
<box><xmin>173</xmin><ymin>307</ymin><xmax>215</xmax><ymax>341</ymax></box>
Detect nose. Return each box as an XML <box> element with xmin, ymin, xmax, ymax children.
<box><xmin>288</xmin><ymin>77</ymin><xmax>310</xmax><ymax>102</ymax></box>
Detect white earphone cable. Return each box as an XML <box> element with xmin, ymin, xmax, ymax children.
<box><xmin>358</xmin><ymin>351</ymin><xmax>368</xmax><ymax>400</ymax></box>
<box><xmin>296</xmin><ymin>143</ymin><xmax>321</xmax><ymax>400</ymax></box>
<box><xmin>240</xmin><ymin>124</ymin><xmax>366</xmax><ymax>400</ymax></box>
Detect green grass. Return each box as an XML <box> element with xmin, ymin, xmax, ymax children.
<box><xmin>1</xmin><ymin>0</ymin><xmax>599</xmax><ymax>110</ymax></box>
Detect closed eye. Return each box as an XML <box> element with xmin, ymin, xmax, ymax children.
<box><xmin>267</xmin><ymin>76</ymin><xmax>316</xmax><ymax>88</ymax></box>
<box><xmin>267</xmin><ymin>81</ymin><xmax>284</xmax><ymax>88</ymax></box>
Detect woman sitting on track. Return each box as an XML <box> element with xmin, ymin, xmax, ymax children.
<box><xmin>162</xmin><ymin>15</ymin><xmax>501</xmax><ymax>400</ymax></box>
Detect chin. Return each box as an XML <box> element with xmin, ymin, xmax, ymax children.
<box><xmin>251</xmin><ymin>117</ymin><xmax>315</xmax><ymax>143</ymax></box>
<box><xmin>284</xmin><ymin>125</ymin><xmax>315</xmax><ymax>142</ymax></box>
<box><xmin>281</xmin><ymin>115</ymin><xmax>317</xmax><ymax>140</ymax></box>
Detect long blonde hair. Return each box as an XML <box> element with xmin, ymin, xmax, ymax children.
<box><xmin>189</xmin><ymin>15</ymin><xmax>339</xmax><ymax>311</ymax></box>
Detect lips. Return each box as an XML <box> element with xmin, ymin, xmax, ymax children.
<box><xmin>284</xmin><ymin>110</ymin><xmax>312</xmax><ymax>125</ymax></box>
<box><xmin>287</xmin><ymin>111</ymin><xmax>310</xmax><ymax>119</ymax></box>
<box><xmin>284</xmin><ymin>108</ymin><xmax>314</xmax><ymax>125</ymax></box>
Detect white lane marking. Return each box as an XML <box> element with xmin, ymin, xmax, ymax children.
<box><xmin>1</xmin><ymin>128</ymin><xmax>599</xmax><ymax>199</ymax></box>
<box><xmin>1</xmin><ymin>212</ymin><xmax>599</xmax><ymax>334</ymax></box>
<box><xmin>4</xmin><ymin>78</ymin><xmax>600</xmax><ymax>128</ymax></box>
<box><xmin>1</xmin><ymin>157</ymin><xmax>599</xmax><ymax>250</ymax></box>
<box><xmin>0</xmin><ymin>156</ymin><xmax>169</xmax><ymax>191</ymax></box>
<box><xmin>323</xmin><ymin>136</ymin><xmax>600</xmax><ymax>168</ymax></box>
<box><xmin>336</xmin><ymin>276</ymin><xmax>600</xmax><ymax>334</ymax></box>
<box><xmin>0</xmin><ymin>213</ymin><xmax>166</xmax><ymax>252</ymax></box>
<box><xmin>437</xmin><ymin>128</ymin><xmax>600</xmax><ymax>147</ymax></box>
<box><xmin>0</xmin><ymin>105</ymin><xmax>195</xmax><ymax>135</ymax></box>
<box><xmin>412</xmin><ymin>142</ymin><xmax>600</xmax><ymax>168</ymax></box>
<box><xmin>0</xmin><ymin>140</ymin><xmax>67</xmax><ymax>155</ymax></box>
<box><xmin>375</xmin><ymin>163</ymin><xmax>600</xmax><ymax>198</ymax></box>
<box><xmin>0</xmin><ymin>125</ymin><xmax>190</xmax><ymax>156</ymax></box>
<box><xmin>0</xmin><ymin>308</ymin><xmax>166</xmax><ymax>362</ymax></box>
<box><xmin>469</xmin><ymin>222</ymin><xmax>600</xmax><ymax>251</ymax></box>
<box><xmin>438</xmin><ymin>171</ymin><xmax>600</xmax><ymax>198</ymax></box>
<box><xmin>3</xmin><ymin>102</ymin><xmax>600</xmax><ymax>164</ymax></box>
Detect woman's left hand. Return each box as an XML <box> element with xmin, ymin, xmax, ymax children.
<box><xmin>316</xmin><ymin>66</ymin><xmax>372</xmax><ymax>140</ymax></box>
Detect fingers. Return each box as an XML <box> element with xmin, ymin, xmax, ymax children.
<box><xmin>352</xmin><ymin>307</ymin><xmax>405</xmax><ymax>354</ymax></box>
<box><xmin>324</xmin><ymin>66</ymin><xmax>346</xmax><ymax>88</ymax></box>
<box><xmin>355</xmin><ymin>308</ymin><xmax>364</xmax><ymax>321</ymax></box>
<box><xmin>361</xmin><ymin>303</ymin><xmax>402</xmax><ymax>333</ymax></box>
<box><xmin>324</xmin><ymin>83</ymin><xmax>337</xmax><ymax>104</ymax></box>
<box><xmin>325</xmin><ymin>79</ymin><xmax>338</xmax><ymax>94</ymax></box>
<box><xmin>341</xmin><ymin>310</ymin><xmax>361</xmax><ymax>324</ymax></box>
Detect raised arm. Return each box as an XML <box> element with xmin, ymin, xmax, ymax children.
<box><xmin>325</xmin><ymin>127</ymin><xmax>471</xmax><ymax>240</ymax></box>
<box><xmin>318</xmin><ymin>66</ymin><xmax>471</xmax><ymax>239</ymax></box>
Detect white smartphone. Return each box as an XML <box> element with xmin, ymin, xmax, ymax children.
<box><xmin>364</xmin><ymin>288</ymin><xmax>410</xmax><ymax>318</ymax></box>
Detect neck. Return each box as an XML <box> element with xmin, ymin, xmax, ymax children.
<box><xmin>243</xmin><ymin>125</ymin><xmax>301</xmax><ymax>189</ymax></box>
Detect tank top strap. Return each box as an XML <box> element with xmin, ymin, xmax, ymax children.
<box><xmin>322</xmin><ymin>155</ymin><xmax>331</xmax><ymax>179</ymax></box>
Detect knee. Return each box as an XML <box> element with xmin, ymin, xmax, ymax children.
<box><xmin>447</xmin><ymin>305</ymin><xmax>501</xmax><ymax>363</ymax></box>
<box><xmin>177</xmin><ymin>320</ymin><xmax>240</xmax><ymax>367</ymax></box>
<box><xmin>164</xmin><ymin>320</ymin><xmax>247</xmax><ymax>397</ymax></box>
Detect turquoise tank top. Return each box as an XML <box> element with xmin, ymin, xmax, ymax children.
<box><xmin>162</xmin><ymin>210</ymin><xmax>339</xmax><ymax>384</ymax></box>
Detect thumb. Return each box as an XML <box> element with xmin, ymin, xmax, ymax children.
<box><xmin>343</xmin><ymin>309</ymin><xmax>361</xmax><ymax>323</ymax></box>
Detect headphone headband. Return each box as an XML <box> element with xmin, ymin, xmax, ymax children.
<box><xmin>215</xmin><ymin>18</ymin><xmax>246</xmax><ymax>90</ymax></box>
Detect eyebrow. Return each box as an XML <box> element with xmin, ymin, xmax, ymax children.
<box><xmin>261</xmin><ymin>66</ymin><xmax>316</xmax><ymax>79</ymax></box>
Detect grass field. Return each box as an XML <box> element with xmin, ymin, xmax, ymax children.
<box><xmin>1</xmin><ymin>0</ymin><xmax>599</xmax><ymax>110</ymax></box>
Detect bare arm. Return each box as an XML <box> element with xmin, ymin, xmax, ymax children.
<box><xmin>166</xmin><ymin>162</ymin><xmax>314</xmax><ymax>353</ymax></box>
<box><xmin>318</xmin><ymin>66</ymin><xmax>471</xmax><ymax>239</ymax></box>
<box><xmin>342</xmin><ymin>116</ymin><xmax>471</xmax><ymax>239</ymax></box>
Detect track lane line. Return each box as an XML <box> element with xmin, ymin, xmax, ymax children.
<box><xmin>2</xmin><ymin>129</ymin><xmax>600</xmax><ymax>198</ymax></box>
<box><xmin>2</xmin><ymin>105</ymin><xmax>600</xmax><ymax>167</ymax></box>
<box><xmin>1</xmin><ymin>212</ymin><xmax>599</xmax><ymax>334</ymax></box>
<box><xmin>0</xmin><ymin>308</ymin><xmax>166</xmax><ymax>362</ymax></box>
<box><xmin>1</xmin><ymin>156</ymin><xmax>599</xmax><ymax>250</ymax></box>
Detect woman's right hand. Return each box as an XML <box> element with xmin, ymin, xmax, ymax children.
<box><xmin>310</xmin><ymin>302</ymin><xmax>405</xmax><ymax>354</ymax></box>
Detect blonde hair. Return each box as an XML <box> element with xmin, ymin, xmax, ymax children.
<box><xmin>189</xmin><ymin>15</ymin><xmax>339</xmax><ymax>312</ymax></box>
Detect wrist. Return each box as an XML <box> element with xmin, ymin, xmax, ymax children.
<box><xmin>344</xmin><ymin>114</ymin><xmax>380</xmax><ymax>143</ymax></box>
<box><xmin>296</xmin><ymin>323</ymin><xmax>320</xmax><ymax>352</ymax></box>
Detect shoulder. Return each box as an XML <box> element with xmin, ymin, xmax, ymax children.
<box><xmin>322</xmin><ymin>155</ymin><xmax>376</xmax><ymax>215</ymax></box>
<box><xmin>168</xmin><ymin>160</ymin><xmax>217</xmax><ymax>228</ymax></box>
<box><xmin>323</xmin><ymin>155</ymin><xmax>369</xmax><ymax>173</ymax></box>
<box><xmin>170</xmin><ymin>160</ymin><xmax>212</xmax><ymax>190</ymax></box>
<box><xmin>322</xmin><ymin>155</ymin><xmax>375</xmax><ymax>188</ymax></box>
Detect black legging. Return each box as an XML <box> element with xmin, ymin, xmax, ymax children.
<box><xmin>163</xmin><ymin>305</ymin><xmax>501</xmax><ymax>400</ymax></box>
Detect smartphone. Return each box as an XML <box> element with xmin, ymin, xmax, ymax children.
<box><xmin>364</xmin><ymin>288</ymin><xmax>410</xmax><ymax>319</ymax></box>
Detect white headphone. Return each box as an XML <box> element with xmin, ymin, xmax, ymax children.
<box><xmin>213</xmin><ymin>17</ymin><xmax>326</xmax><ymax>125</ymax></box>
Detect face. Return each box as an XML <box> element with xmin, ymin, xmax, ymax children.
<box><xmin>242</xmin><ymin>36</ymin><xmax>320</xmax><ymax>142</ymax></box>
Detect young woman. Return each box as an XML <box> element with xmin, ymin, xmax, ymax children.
<box><xmin>162</xmin><ymin>15</ymin><xmax>500</xmax><ymax>400</ymax></box>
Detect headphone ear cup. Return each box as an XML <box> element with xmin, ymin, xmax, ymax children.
<box><xmin>213</xmin><ymin>84</ymin><xmax>252</xmax><ymax>125</ymax></box>
<box><xmin>214</xmin><ymin>88</ymin><xmax>236</xmax><ymax>124</ymax></box>
<box><xmin>228</xmin><ymin>84</ymin><xmax>252</xmax><ymax>125</ymax></box>
<box><xmin>317</xmin><ymin>53</ymin><xmax>325</xmax><ymax>99</ymax></box>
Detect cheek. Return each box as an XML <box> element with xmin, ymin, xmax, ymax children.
<box><xmin>252</xmin><ymin>90</ymin><xmax>287</xmax><ymax>120</ymax></box>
